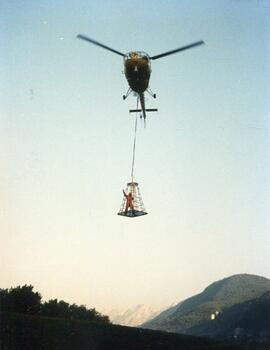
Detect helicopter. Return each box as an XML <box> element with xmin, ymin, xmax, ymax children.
<box><xmin>77</xmin><ymin>34</ymin><xmax>204</xmax><ymax>121</ymax></box>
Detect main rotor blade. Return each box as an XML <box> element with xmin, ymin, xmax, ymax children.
<box><xmin>77</xmin><ymin>34</ymin><xmax>125</xmax><ymax>57</ymax></box>
<box><xmin>150</xmin><ymin>40</ymin><xmax>205</xmax><ymax>60</ymax></box>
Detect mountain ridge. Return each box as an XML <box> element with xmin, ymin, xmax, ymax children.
<box><xmin>141</xmin><ymin>274</ymin><xmax>270</xmax><ymax>334</ymax></box>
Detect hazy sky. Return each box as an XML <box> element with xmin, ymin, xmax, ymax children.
<box><xmin>1</xmin><ymin>0</ymin><xmax>270</xmax><ymax>312</ymax></box>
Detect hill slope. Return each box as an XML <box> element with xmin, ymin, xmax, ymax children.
<box><xmin>184</xmin><ymin>291</ymin><xmax>270</xmax><ymax>339</ymax></box>
<box><xmin>142</xmin><ymin>274</ymin><xmax>270</xmax><ymax>334</ymax></box>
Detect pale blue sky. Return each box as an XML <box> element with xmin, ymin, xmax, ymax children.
<box><xmin>1</xmin><ymin>0</ymin><xmax>269</xmax><ymax>311</ymax></box>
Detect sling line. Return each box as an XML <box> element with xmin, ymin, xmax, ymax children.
<box><xmin>131</xmin><ymin>96</ymin><xmax>139</xmax><ymax>182</ymax></box>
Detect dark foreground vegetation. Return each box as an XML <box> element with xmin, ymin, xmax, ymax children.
<box><xmin>0</xmin><ymin>285</ymin><xmax>109</xmax><ymax>324</ymax></box>
<box><xmin>0</xmin><ymin>285</ymin><xmax>269</xmax><ymax>349</ymax></box>
<box><xmin>1</xmin><ymin>311</ymin><xmax>260</xmax><ymax>350</ymax></box>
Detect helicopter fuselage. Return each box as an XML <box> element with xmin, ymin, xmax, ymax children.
<box><xmin>124</xmin><ymin>52</ymin><xmax>151</xmax><ymax>93</ymax></box>
<box><xmin>77</xmin><ymin>34</ymin><xmax>204</xmax><ymax>121</ymax></box>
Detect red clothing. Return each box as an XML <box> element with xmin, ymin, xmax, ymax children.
<box><xmin>123</xmin><ymin>190</ymin><xmax>134</xmax><ymax>212</ymax></box>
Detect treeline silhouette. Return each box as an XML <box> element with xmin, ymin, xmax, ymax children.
<box><xmin>1</xmin><ymin>286</ymin><xmax>265</xmax><ymax>349</ymax></box>
<box><xmin>0</xmin><ymin>285</ymin><xmax>110</xmax><ymax>324</ymax></box>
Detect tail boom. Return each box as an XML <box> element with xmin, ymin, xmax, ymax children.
<box><xmin>139</xmin><ymin>93</ymin><xmax>146</xmax><ymax>120</ymax></box>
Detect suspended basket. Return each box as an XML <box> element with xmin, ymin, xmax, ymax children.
<box><xmin>118</xmin><ymin>182</ymin><xmax>147</xmax><ymax>218</ymax></box>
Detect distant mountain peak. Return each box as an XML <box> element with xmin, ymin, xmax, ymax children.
<box><xmin>105</xmin><ymin>304</ymin><xmax>162</xmax><ymax>327</ymax></box>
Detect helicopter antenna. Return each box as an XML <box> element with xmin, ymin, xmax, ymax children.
<box><xmin>77</xmin><ymin>34</ymin><xmax>125</xmax><ymax>57</ymax></box>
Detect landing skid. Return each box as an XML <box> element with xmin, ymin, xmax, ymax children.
<box><xmin>123</xmin><ymin>87</ymin><xmax>132</xmax><ymax>100</ymax></box>
<box><xmin>147</xmin><ymin>87</ymin><xmax>156</xmax><ymax>99</ymax></box>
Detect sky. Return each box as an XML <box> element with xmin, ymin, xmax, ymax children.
<box><xmin>1</xmin><ymin>0</ymin><xmax>270</xmax><ymax>313</ymax></box>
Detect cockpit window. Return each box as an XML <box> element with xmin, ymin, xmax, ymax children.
<box><xmin>126</xmin><ymin>52</ymin><xmax>150</xmax><ymax>60</ymax></box>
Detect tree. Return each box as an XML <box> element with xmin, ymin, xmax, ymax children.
<box><xmin>0</xmin><ymin>285</ymin><xmax>111</xmax><ymax>324</ymax></box>
<box><xmin>1</xmin><ymin>285</ymin><xmax>41</xmax><ymax>314</ymax></box>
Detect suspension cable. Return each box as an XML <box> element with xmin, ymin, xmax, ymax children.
<box><xmin>131</xmin><ymin>95</ymin><xmax>139</xmax><ymax>182</ymax></box>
